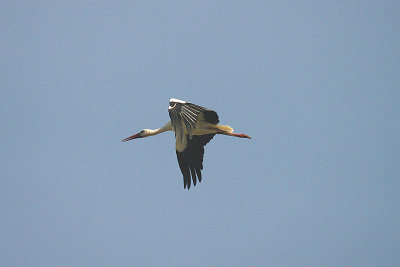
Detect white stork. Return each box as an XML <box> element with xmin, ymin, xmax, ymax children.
<box><xmin>122</xmin><ymin>98</ymin><xmax>251</xmax><ymax>189</ymax></box>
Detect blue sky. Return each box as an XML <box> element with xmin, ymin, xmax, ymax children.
<box><xmin>1</xmin><ymin>1</ymin><xmax>399</xmax><ymax>266</ymax></box>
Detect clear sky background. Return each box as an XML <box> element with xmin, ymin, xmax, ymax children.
<box><xmin>1</xmin><ymin>1</ymin><xmax>399</xmax><ymax>266</ymax></box>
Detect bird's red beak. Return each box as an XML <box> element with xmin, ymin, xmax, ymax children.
<box><xmin>121</xmin><ymin>133</ymin><xmax>142</xmax><ymax>142</ymax></box>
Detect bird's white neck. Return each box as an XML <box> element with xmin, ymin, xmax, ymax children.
<box><xmin>147</xmin><ymin>121</ymin><xmax>172</xmax><ymax>136</ymax></box>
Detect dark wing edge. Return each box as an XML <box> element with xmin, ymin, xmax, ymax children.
<box><xmin>203</xmin><ymin>109</ymin><xmax>219</xmax><ymax>124</ymax></box>
<box><xmin>176</xmin><ymin>134</ymin><xmax>216</xmax><ymax>189</ymax></box>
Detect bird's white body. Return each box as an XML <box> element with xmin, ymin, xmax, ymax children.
<box><xmin>142</xmin><ymin>118</ymin><xmax>233</xmax><ymax>152</ymax></box>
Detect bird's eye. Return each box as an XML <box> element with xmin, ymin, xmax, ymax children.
<box><xmin>169</xmin><ymin>102</ymin><xmax>175</xmax><ymax>107</ymax></box>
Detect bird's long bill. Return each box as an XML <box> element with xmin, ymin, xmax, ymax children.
<box><xmin>121</xmin><ymin>133</ymin><xmax>142</xmax><ymax>142</ymax></box>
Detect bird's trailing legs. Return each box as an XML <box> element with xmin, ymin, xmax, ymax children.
<box><xmin>221</xmin><ymin>132</ymin><xmax>251</xmax><ymax>139</ymax></box>
<box><xmin>215</xmin><ymin>130</ymin><xmax>251</xmax><ymax>139</ymax></box>
<box><xmin>207</xmin><ymin>126</ymin><xmax>251</xmax><ymax>139</ymax></box>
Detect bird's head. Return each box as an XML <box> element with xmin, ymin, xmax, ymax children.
<box><xmin>121</xmin><ymin>129</ymin><xmax>152</xmax><ymax>142</ymax></box>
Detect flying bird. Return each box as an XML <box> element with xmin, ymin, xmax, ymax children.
<box><xmin>122</xmin><ymin>98</ymin><xmax>251</xmax><ymax>189</ymax></box>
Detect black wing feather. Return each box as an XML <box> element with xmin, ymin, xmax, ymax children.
<box><xmin>176</xmin><ymin>152</ymin><xmax>191</xmax><ymax>189</ymax></box>
<box><xmin>176</xmin><ymin>134</ymin><xmax>216</xmax><ymax>189</ymax></box>
<box><xmin>203</xmin><ymin>110</ymin><xmax>219</xmax><ymax>124</ymax></box>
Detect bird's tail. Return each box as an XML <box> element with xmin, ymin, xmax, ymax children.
<box><xmin>214</xmin><ymin>124</ymin><xmax>234</xmax><ymax>133</ymax></box>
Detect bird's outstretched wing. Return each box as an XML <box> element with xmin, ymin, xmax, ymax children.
<box><xmin>168</xmin><ymin>99</ymin><xmax>219</xmax><ymax>142</ymax></box>
<box><xmin>176</xmin><ymin>134</ymin><xmax>215</xmax><ymax>189</ymax></box>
